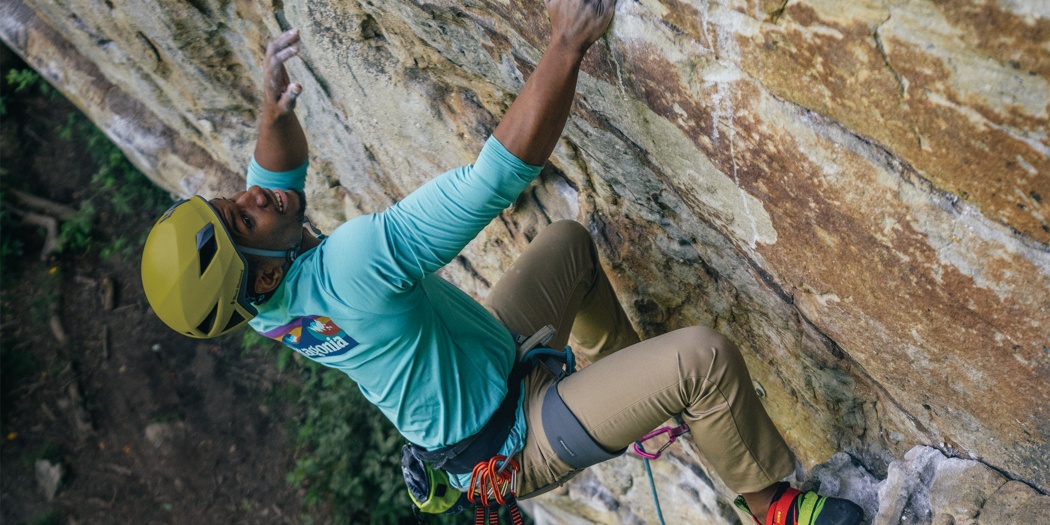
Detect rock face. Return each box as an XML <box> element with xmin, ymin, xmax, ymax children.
<box><xmin>3</xmin><ymin>0</ymin><xmax>1047</xmax><ymax>522</ymax></box>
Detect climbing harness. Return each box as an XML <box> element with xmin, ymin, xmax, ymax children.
<box><xmin>402</xmin><ymin>320</ymin><xmax>695</xmax><ymax>525</ymax></box>
<box><xmin>407</xmin><ymin>325</ymin><xmax>571</xmax><ymax>474</ymax></box>
<box><xmin>633</xmin><ymin>417</ymin><xmax>690</xmax><ymax>525</ymax></box>
<box><xmin>403</xmin><ymin>325</ymin><xmax>575</xmax><ymax>522</ymax></box>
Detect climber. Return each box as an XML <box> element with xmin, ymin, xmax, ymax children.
<box><xmin>139</xmin><ymin>0</ymin><xmax>864</xmax><ymax>523</ymax></box>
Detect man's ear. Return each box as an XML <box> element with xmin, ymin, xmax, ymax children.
<box><xmin>254</xmin><ymin>260</ymin><xmax>287</xmax><ymax>295</ymax></box>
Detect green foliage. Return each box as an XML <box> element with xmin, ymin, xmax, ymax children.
<box><xmin>30</xmin><ymin>511</ymin><xmax>61</xmax><ymax>525</ymax></box>
<box><xmin>32</xmin><ymin>442</ymin><xmax>62</xmax><ymax>463</ymax></box>
<box><xmin>243</xmin><ymin>330</ymin><xmax>300</xmax><ymax>374</ymax></box>
<box><xmin>99</xmin><ymin>236</ymin><xmax>134</xmax><ymax>261</ymax></box>
<box><xmin>0</xmin><ymin>342</ymin><xmax>37</xmax><ymax>384</ymax></box>
<box><xmin>0</xmin><ymin>191</ymin><xmax>25</xmax><ymax>276</ymax></box>
<box><xmin>34</xmin><ymin>109</ymin><xmax>170</xmax><ymax>258</ymax></box>
<box><xmin>150</xmin><ymin>412</ymin><xmax>183</xmax><ymax>424</ymax></box>
<box><xmin>18</xmin><ymin>441</ymin><xmax>63</xmax><ymax>469</ymax></box>
<box><xmin>241</xmin><ymin>328</ymin><xmax>280</xmax><ymax>355</ymax></box>
<box><xmin>275</xmin><ymin>345</ymin><xmax>296</xmax><ymax>373</ymax></box>
<box><xmin>5</xmin><ymin>68</ymin><xmax>48</xmax><ymax>95</ymax></box>
<box><xmin>27</xmin><ymin>275</ymin><xmax>59</xmax><ymax>324</ymax></box>
<box><xmin>0</xmin><ymin>341</ymin><xmax>39</xmax><ymax>427</ymax></box>
<box><xmin>0</xmin><ymin>224</ymin><xmax>23</xmax><ymax>262</ymax></box>
<box><xmin>270</xmin><ymin>341</ymin><xmax>485</xmax><ymax>523</ymax></box>
<box><xmin>62</xmin><ymin>113</ymin><xmax>170</xmax><ymax>220</ymax></box>
<box><xmin>56</xmin><ymin>113</ymin><xmax>78</xmax><ymax>141</ymax></box>
<box><xmin>241</xmin><ymin>328</ymin><xmax>272</xmax><ymax>350</ymax></box>
<box><xmin>286</xmin><ymin>362</ymin><xmax>425</xmax><ymax>524</ymax></box>
<box><xmin>1</xmin><ymin>65</ymin><xmax>170</xmax><ymax>260</ymax></box>
<box><xmin>1</xmin><ymin>67</ymin><xmax>52</xmax><ymax>117</ymax></box>
<box><xmin>56</xmin><ymin>203</ymin><xmax>95</xmax><ymax>255</ymax></box>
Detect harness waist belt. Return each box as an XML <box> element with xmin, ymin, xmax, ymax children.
<box><xmin>410</xmin><ymin>359</ymin><xmax>530</xmax><ymax>474</ymax></box>
<box><xmin>410</xmin><ymin>326</ymin><xmax>569</xmax><ymax>475</ymax></box>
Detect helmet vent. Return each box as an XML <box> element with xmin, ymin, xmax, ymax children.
<box><xmin>223</xmin><ymin>310</ymin><xmax>245</xmax><ymax>332</ymax></box>
<box><xmin>196</xmin><ymin>223</ymin><xmax>218</xmax><ymax>276</ymax></box>
<box><xmin>197</xmin><ymin>304</ymin><xmax>218</xmax><ymax>334</ymax></box>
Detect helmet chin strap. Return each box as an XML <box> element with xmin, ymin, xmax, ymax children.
<box><xmin>236</xmin><ymin>222</ymin><xmax>317</xmax><ymax>304</ymax></box>
<box><xmin>237</xmin><ymin>238</ymin><xmax>301</xmax><ymax>305</ymax></box>
<box><xmin>235</xmin><ymin>224</ymin><xmax>310</xmax><ymax>263</ymax></box>
<box><xmin>236</xmin><ymin>244</ymin><xmax>300</xmax><ymax>262</ymax></box>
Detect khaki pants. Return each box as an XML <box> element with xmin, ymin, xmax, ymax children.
<box><xmin>484</xmin><ymin>221</ymin><xmax>795</xmax><ymax>497</ymax></box>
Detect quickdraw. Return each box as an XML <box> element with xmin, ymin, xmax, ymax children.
<box><xmin>467</xmin><ymin>455</ymin><xmax>524</xmax><ymax>525</ymax></box>
<box><xmin>633</xmin><ymin>417</ymin><xmax>690</xmax><ymax>525</ymax></box>
<box><xmin>632</xmin><ymin>420</ymin><xmax>690</xmax><ymax>460</ymax></box>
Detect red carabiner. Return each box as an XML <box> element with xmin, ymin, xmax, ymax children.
<box><xmin>633</xmin><ymin>422</ymin><xmax>690</xmax><ymax>459</ymax></box>
<box><xmin>468</xmin><ymin>455</ymin><xmax>519</xmax><ymax>506</ymax></box>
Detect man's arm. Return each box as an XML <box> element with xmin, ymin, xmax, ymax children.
<box><xmin>492</xmin><ymin>0</ymin><xmax>615</xmax><ymax>166</ymax></box>
<box><xmin>353</xmin><ymin>0</ymin><xmax>615</xmax><ymax>285</ymax></box>
<box><xmin>254</xmin><ymin>29</ymin><xmax>308</xmax><ymax>172</ymax></box>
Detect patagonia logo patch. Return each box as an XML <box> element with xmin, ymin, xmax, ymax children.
<box><xmin>261</xmin><ymin>316</ymin><xmax>358</xmax><ymax>359</ymax></box>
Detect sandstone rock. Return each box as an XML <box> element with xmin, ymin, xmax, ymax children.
<box><xmin>977</xmin><ymin>481</ymin><xmax>1050</xmax><ymax>525</ymax></box>
<box><xmin>522</xmin><ymin>448</ymin><xmax>741</xmax><ymax>525</ymax></box>
<box><xmin>929</xmin><ymin>457</ymin><xmax>1007</xmax><ymax>525</ymax></box>
<box><xmin>803</xmin><ymin>452</ymin><xmax>881</xmax><ymax>521</ymax></box>
<box><xmin>2</xmin><ymin>0</ymin><xmax>1047</xmax><ymax>522</ymax></box>
<box><xmin>872</xmin><ymin>446</ymin><xmax>1043</xmax><ymax>525</ymax></box>
<box><xmin>874</xmin><ymin>446</ymin><xmax>943</xmax><ymax>525</ymax></box>
<box><xmin>528</xmin><ymin>446</ymin><xmax>1043</xmax><ymax>525</ymax></box>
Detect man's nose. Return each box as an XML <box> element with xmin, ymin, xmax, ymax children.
<box><xmin>236</xmin><ymin>186</ymin><xmax>268</xmax><ymax>208</ymax></box>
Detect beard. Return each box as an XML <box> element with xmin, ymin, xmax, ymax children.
<box><xmin>292</xmin><ymin>188</ymin><xmax>307</xmax><ymax>223</ymax></box>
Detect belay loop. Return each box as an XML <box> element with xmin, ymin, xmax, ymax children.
<box><xmin>468</xmin><ymin>455</ymin><xmax>524</xmax><ymax>525</ymax></box>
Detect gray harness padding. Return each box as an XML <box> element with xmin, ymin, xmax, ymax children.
<box><xmin>542</xmin><ymin>382</ymin><xmax>626</xmax><ymax>470</ymax></box>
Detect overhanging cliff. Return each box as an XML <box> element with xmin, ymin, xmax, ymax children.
<box><xmin>3</xmin><ymin>0</ymin><xmax>1047</xmax><ymax>522</ymax></box>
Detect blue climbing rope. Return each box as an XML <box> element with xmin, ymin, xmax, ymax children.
<box><xmin>634</xmin><ymin>418</ymin><xmax>689</xmax><ymax>525</ymax></box>
<box><xmin>637</xmin><ymin>442</ymin><xmax>667</xmax><ymax>525</ymax></box>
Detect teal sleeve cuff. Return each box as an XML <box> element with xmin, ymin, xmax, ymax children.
<box><xmin>468</xmin><ymin>136</ymin><xmax>544</xmax><ymax>202</ymax></box>
<box><xmin>246</xmin><ymin>156</ymin><xmax>309</xmax><ymax>191</ymax></box>
<box><xmin>481</xmin><ymin>135</ymin><xmax>545</xmax><ymax>174</ymax></box>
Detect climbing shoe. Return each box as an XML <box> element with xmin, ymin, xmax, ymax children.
<box><xmin>733</xmin><ymin>482</ymin><xmax>863</xmax><ymax>525</ymax></box>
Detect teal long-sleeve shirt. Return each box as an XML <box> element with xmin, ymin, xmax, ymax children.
<box><xmin>246</xmin><ymin>137</ymin><xmax>543</xmax><ymax>460</ymax></box>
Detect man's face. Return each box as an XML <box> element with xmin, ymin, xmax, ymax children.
<box><xmin>209</xmin><ymin>185</ymin><xmax>307</xmax><ymax>252</ymax></box>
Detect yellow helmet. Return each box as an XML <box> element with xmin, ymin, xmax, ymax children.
<box><xmin>141</xmin><ymin>196</ymin><xmax>295</xmax><ymax>338</ymax></box>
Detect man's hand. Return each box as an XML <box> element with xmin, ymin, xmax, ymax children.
<box><xmin>263</xmin><ymin>29</ymin><xmax>304</xmax><ymax>120</ymax></box>
<box><xmin>547</xmin><ymin>0</ymin><xmax>616</xmax><ymax>56</ymax></box>
<box><xmin>255</xmin><ymin>29</ymin><xmax>309</xmax><ymax>172</ymax></box>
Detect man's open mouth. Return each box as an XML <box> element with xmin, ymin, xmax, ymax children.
<box><xmin>270</xmin><ymin>189</ymin><xmax>286</xmax><ymax>214</ymax></box>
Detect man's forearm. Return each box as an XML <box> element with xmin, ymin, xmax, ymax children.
<box><xmin>493</xmin><ymin>43</ymin><xmax>584</xmax><ymax>167</ymax></box>
<box><xmin>254</xmin><ymin>112</ymin><xmax>309</xmax><ymax>172</ymax></box>
<box><xmin>492</xmin><ymin>0</ymin><xmax>614</xmax><ymax>166</ymax></box>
